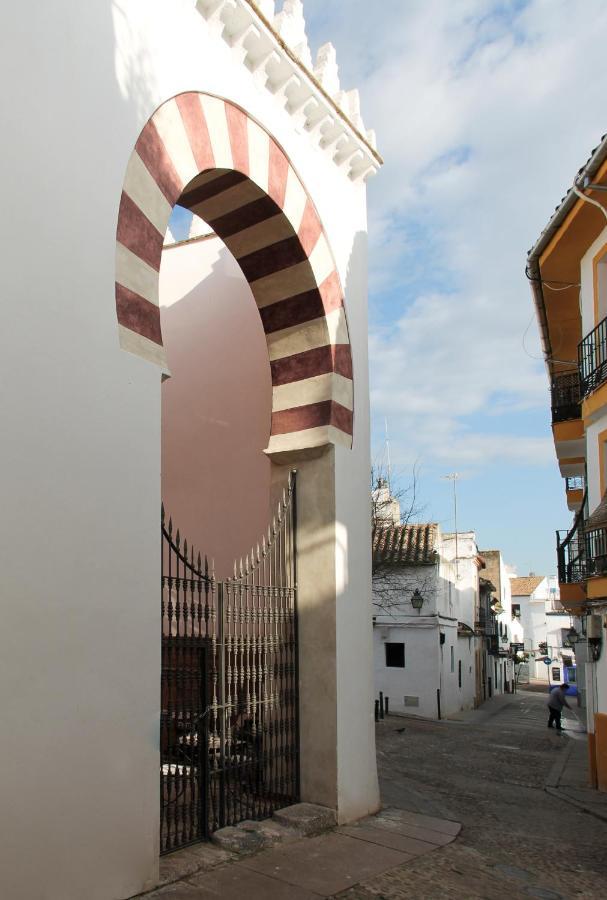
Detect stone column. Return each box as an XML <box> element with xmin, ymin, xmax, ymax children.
<box><xmin>270</xmin><ymin>446</ymin><xmax>380</xmax><ymax>820</ymax></box>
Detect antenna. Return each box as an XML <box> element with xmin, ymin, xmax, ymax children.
<box><xmin>442</xmin><ymin>473</ymin><xmax>460</xmax><ymax>580</ymax></box>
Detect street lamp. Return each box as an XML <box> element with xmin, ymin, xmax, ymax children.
<box><xmin>566</xmin><ymin>626</ymin><xmax>580</xmax><ymax>647</ymax></box>
<box><xmin>411</xmin><ymin>590</ymin><xmax>424</xmax><ymax>612</ymax></box>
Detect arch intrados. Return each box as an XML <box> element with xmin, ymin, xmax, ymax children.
<box><xmin>115</xmin><ymin>92</ymin><xmax>354</xmax><ymax>453</ymax></box>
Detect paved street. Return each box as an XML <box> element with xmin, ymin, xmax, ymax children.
<box><xmin>346</xmin><ymin>690</ymin><xmax>607</xmax><ymax>899</ymax></box>
<box><xmin>144</xmin><ymin>690</ymin><xmax>607</xmax><ymax>900</ymax></box>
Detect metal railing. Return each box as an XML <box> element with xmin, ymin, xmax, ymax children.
<box><xmin>586</xmin><ymin>525</ymin><xmax>607</xmax><ymax>577</ymax></box>
<box><xmin>565</xmin><ymin>475</ymin><xmax>584</xmax><ymax>492</ymax></box>
<box><xmin>557</xmin><ymin>491</ymin><xmax>588</xmax><ymax>584</ymax></box>
<box><xmin>550</xmin><ymin>371</ymin><xmax>581</xmax><ymax>422</ymax></box>
<box><xmin>475</xmin><ymin>607</ymin><xmax>497</xmax><ymax>637</ymax></box>
<box><xmin>160</xmin><ymin>473</ymin><xmax>299</xmax><ymax>854</ymax></box>
<box><xmin>579</xmin><ymin>315</ymin><xmax>607</xmax><ymax>397</ymax></box>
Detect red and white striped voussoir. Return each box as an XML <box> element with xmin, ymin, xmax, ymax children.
<box><xmin>116</xmin><ymin>92</ymin><xmax>353</xmax><ymax>452</ymax></box>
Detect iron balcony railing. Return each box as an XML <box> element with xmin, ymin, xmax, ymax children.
<box><xmin>550</xmin><ymin>371</ymin><xmax>581</xmax><ymax>423</ymax></box>
<box><xmin>557</xmin><ymin>491</ymin><xmax>588</xmax><ymax>584</ymax></box>
<box><xmin>475</xmin><ymin>607</ymin><xmax>497</xmax><ymax>637</ymax></box>
<box><xmin>586</xmin><ymin>526</ymin><xmax>607</xmax><ymax>578</ymax></box>
<box><xmin>579</xmin><ymin>316</ymin><xmax>607</xmax><ymax>398</ymax></box>
<box><xmin>556</xmin><ymin>490</ymin><xmax>607</xmax><ymax>583</ymax></box>
<box><xmin>565</xmin><ymin>475</ymin><xmax>584</xmax><ymax>492</ymax></box>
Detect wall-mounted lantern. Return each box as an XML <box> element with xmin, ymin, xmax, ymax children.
<box><xmin>587</xmin><ymin>615</ymin><xmax>603</xmax><ymax>662</ymax></box>
<box><xmin>565</xmin><ymin>626</ymin><xmax>579</xmax><ymax>648</ymax></box>
<box><xmin>411</xmin><ymin>589</ymin><xmax>424</xmax><ymax>612</ymax></box>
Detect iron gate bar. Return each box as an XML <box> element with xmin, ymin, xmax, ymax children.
<box><xmin>160</xmin><ymin>472</ymin><xmax>299</xmax><ymax>855</ymax></box>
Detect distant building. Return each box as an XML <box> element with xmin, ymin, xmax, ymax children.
<box><xmin>479</xmin><ymin>550</ymin><xmax>524</xmax><ymax>694</ymax></box>
<box><xmin>372</xmin><ymin>524</ymin><xmax>484</xmax><ymax>719</ymax></box>
<box><xmin>511</xmin><ymin>575</ymin><xmax>576</xmax><ymax>690</ymax></box>
<box><xmin>372</xmin><ymin>477</ymin><xmax>402</xmax><ymax>526</ymax></box>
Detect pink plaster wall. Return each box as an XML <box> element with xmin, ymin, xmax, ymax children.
<box><xmin>159</xmin><ymin>236</ymin><xmax>272</xmax><ymax>578</ymax></box>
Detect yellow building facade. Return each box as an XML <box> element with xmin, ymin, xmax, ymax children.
<box><xmin>528</xmin><ymin>136</ymin><xmax>607</xmax><ymax>790</ymax></box>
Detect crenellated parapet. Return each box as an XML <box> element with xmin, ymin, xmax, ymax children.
<box><xmin>196</xmin><ymin>0</ymin><xmax>381</xmax><ymax>181</ymax></box>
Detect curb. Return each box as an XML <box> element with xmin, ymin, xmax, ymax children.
<box><xmin>545</xmin><ymin>785</ymin><xmax>607</xmax><ymax>824</ymax></box>
<box><xmin>544</xmin><ymin>741</ymin><xmax>607</xmax><ymax>824</ymax></box>
<box><xmin>544</xmin><ymin>740</ymin><xmax>573</xmax><ymax>789</ymax></box>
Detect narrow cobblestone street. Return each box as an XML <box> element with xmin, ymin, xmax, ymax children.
<box><xmin>340</xmin><ymin>690</ymin><xmax>607</xmax><ymax>899</ymax></box>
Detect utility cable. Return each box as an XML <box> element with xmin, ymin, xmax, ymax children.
<box><xmin>573</xmin><ymin>185</ymin><xmax>607</xmax><ymax>223</ymax></box>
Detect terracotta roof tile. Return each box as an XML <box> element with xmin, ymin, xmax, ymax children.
<box><xmin>372</xmin><ymin>524</ymin><xmax>439</xmax><ymax>566</ymax></box>
<box><xmin>510</xmin><ymin>576</ymin><xmax>544</xmax><ymax>596</ymax></box>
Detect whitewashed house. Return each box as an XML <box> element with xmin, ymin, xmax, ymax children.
<box><xmin>511</xmin><ymin>575</ymin><xmax>576</xmax><ymax>689</ymax></box>
<box><xmin>372</xmin><ymin>524</ymin><xmax>483</xmax><ymax>719</ymax></box>
<box><xmin>478</xmin><ymin>550</ymin><xmax>523</xmax><ymax>693</ymax></box>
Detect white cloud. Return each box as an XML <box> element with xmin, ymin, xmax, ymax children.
<box><xmin>302</xmin><ymin>0</ymin><xmax>607</xmax><ymax>469</ymax></box>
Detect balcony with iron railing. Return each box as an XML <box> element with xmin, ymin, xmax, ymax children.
<box><xmin>557</xmin><ymin>492</ymin><xmax>587</xmax><ymax>585</ymax></box>
<box><xmin>565</xmin><ymin>475</ymin><xmax>584</xmax><ymax>491</ymax></box>
<box><xmin>557</xmin><ymin>489</ymin><xmax>607</xmax><ymax>585</ymax></box>
<box><xmin>586</xmin><ymin>525</ymin><xmax>607</xmax><ymax>578</ymax></box>
<box><xmin>475</xmin><ymin>606</ymin><xmax>497</xmax><ymax>637</ymax></box>
<box><xmin>579</xmin><ymin>315</ymin><xmax>607</xmax><ymax>398</ymax></box>
<box><xmin>550</xmin><ymin>371</ymin><xmax>581</xmax><ymax>423</ymax></box>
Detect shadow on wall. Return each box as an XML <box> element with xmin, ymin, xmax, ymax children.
<box><xmin>160</xmin><ymin>237</ymin><xmax>273</xmax><ymax>578</ymax></box>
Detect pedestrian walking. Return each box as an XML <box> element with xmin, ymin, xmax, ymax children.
<box><xmin>547</xmin><ymin>682</ymin><xmax>570</xmax><ymax>732</ymax></box>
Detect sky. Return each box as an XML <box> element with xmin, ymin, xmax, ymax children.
<box><xmin>296</xmin><ymin>0</ymin><xmax>607</xmax><ymax>576</ymax></box>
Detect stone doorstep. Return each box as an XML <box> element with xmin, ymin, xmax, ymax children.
<box><xmin>150</xmin><ymin>803</ymin><xmax>336</xmax><ymax>892</ymax></box>
<box><xmin>142</xmin><ymin>803</ymin><xmax>461</xmax><ymax>897</ymax></box>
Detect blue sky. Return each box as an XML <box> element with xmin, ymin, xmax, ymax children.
<box><xmin>298</xmin><ymin>0</ymin><xmax>607</xmax><ymax>575</ymax></box>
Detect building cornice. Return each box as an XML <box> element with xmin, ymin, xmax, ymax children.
<box><xmin>197</xmin><ymin>0</ymin><xmax>382</xmax><ymax>182</ymax></box>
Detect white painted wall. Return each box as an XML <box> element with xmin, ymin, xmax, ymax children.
<box><xmin>581</xmin><ymin>226</ymin><xmax>607</xmax><ymax>511</ymax></box>
<box><xmin>373</xmin><ymin>623</ymin><xmax>440</xmax><ymax>718</ymax></box>
<box><xmin>373</xmin><ymin>530</ymin><xmax>483</xmax><ymax>719</ymax></box>
<box><xmin>580</xmin><ymin>224</ymin><xmax>607</xmax><ymax>337</ymax></box>
<box><xmin>0</xmin><ymin>1</ymin><xmax>378</xmax><ymax>895</ymax></box>
<box><xmin>515</xmin><ymin>577</ymin><xmax>573</xmax><ymax>684</ymax></box>
<box><xmin>440</xmin><ymin>533</ymin><xmax>480</xmax><ymax>715</ymax></box>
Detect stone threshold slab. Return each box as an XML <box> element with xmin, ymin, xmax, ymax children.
<box><xmin>138</xmin><ymin>805</ymin><xmax>462</xmax><ymax>898</ymax></box>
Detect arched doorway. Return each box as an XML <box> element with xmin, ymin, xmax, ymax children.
<box><xmin>115</xmin><ymin>92</ymin><xmax>355</xmax><ymax>851</ymax></box>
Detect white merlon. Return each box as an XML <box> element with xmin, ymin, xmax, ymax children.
<box><xmin>197</xmin><ymin>0</ymin><xmax>381</xmax><ymax>181</ymax></box>
<box><xmin>273</xmin><ymin>0</ymin><xmax>312</xmax><ymax>69</ymax></box>
<box><xmin>314</xmin><ymin>43</ymin><xmax>340</xmax><ymax>96</ymax></box>
<box><xmin>256</xmin><ymin>0</ymin><xmax>276</xmax><ymax>17</ymax></box>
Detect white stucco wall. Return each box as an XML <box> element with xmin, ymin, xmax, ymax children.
<box><xmin>373</xmin><ymin>532</ymin><xmax>482</xmax><ymax>719</ymax></box>
<box><xmin>515</xmin><ymin>577</ymin><xmax>573</xmax><ymax>683</ymax></box>
<box><xmin>1</xmin><ymin>1</ymin><xmax>378</xmax><ymax>896</ymax></box>
<box><xmin>581</xmin><ymin>225</ymin><xmax>607</xmax><ymax>512</ymax></box>
<box><xmin>580</xmin><ymin>224</ymin><xmax>607</xmax><ymax>338</ymax></box>
<box><xmin>373</xmin><ymin>623</ymin><xmax>441</xmax><ymax>719</ymax></box>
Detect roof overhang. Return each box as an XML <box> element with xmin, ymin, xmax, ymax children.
<box><xmin>527</xmin><ymin>136</ymin><xmax>607</xmax><ymax>376</ymax></box>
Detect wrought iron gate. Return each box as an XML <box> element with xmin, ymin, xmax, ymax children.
<box><xmin>160</xmin><ymin>472</ymin><xmax>299</xmax><ymax>854</ymax></box>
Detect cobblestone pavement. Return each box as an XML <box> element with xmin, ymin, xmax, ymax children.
<box><xmin>336</xmin><ymin>691</ymin><xmax>607</xmax><ymax>899</ymax></box>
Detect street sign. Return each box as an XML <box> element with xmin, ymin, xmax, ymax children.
<box><xmin>543</xmin><ymin>657</ymin><xmax>553</xmax><ymax>665</ymax></box>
